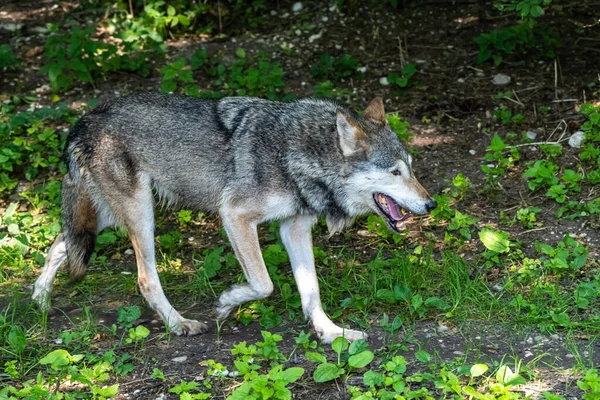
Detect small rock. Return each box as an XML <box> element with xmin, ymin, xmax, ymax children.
<box><xmin>172</xmin><ymin>356</ymin><xmax>188</xmax><ymax>363</ymax></box>
<box><xmin>0</xmin><ymin>22</ymin><xmax>23</xmax><ymax>32</ymax></box>
<box><xmin>492</xmin><ymin>284</ymin><xmax>503</xmax><ymax>292</ymax></box>
<box><xmin>124</xmin><ymin>249</ymin><xmax>134</xmax><ymax>255</ymax></box>
<box><xmin>492</xmin><ymin>73</ymin><xmax>511</xmax><ymax>85</ymax></box>
<box><xmin>308</xmin><ymin>31</ymin><xmax>322</xmax><ymax>43</ymax></box>
<box><xmin>31</xmin><ymin>26</ymin><xmax>48</xmax><ymax>34</ymax></box>
<box><xmin>322</xmin><ymin>16</ymin><xmax>328</xmax><ymax>22</ymax></box>
<box><xmin>335</xmin><ymin>44</ymin><xmax>342</xmax><ymax>50</ymax></box>
<box><xmin>379</xmin><ymin>77</ymin><xmax>389</xmax><ymax>86</ymax></box>
<box><xmin>356</xmin><ymin>66</ymin><xmax>367</xmax><ymax>73</ymax></box>
<box><xmin>121</xmin><ymin>271</ymin><xmax>132</xmax><ymax>275</ymax></box>
<box><xmin>526</xmin><ymin>337</ymin><xmax>534</xmax><ymax>344</ymax></box>
<box><xmin>294</xmin><ymin>29</ymin><xmax>301</xmax><ymax>36</ymax></box>
<box><xmin>55</xmin><ymin>338</ymin><xmax>63</xmax><ymax>345</ymax></box>
<box><xmin>281</xmin><ymin>12</ymin><xmax>289</xmax><ymax>18</ymax></box>
<box><xmin>526</xmin><ymin>131</ymin><xmax>537</xmax><ymax>140</ymax></box>
<box><xmin>270</xmin><ymin>10</ymin><xmax>277</xmax><ymax>16</ymax></box>
<box><xmin>415</xmin><ymin>59</ymin><xmax>426</xmax><ymax>64</ymax></box>
<box><xmin>437</xmin><ymin>325</ymin><xmax>449</xmax><ymax>333</ymax></box>
<box><xmin>457</xmin><ymin>78</ymin><xmax>465</xmax><ymax>83</ymax></box>
<box><xmin>453</xmin><ymin>351</ymin><xmax>465</xmax><ymax>356</ymax></box>
<box><xmin>469</xmin><ymin>149</ymin><xmax>476</xmax><ymax>155</ymax></box>
<box><xmin>523</xmin><ymin>351</ymin><xmax>534</xmax><ymax>358</ymax></box>
<box><xmin>534</xmin><ymin>335</ymin><xmax>544</xmax><ymax>342</ymax></box>
<box><xmin>292</xmin><ymin>2</ymin><xmax>303</xmax><ymax>12</ymax></box>
<box><xmin>568</xmin><ymin>131</ymin><xmax>585</xmax><ymax>148</ymax></box>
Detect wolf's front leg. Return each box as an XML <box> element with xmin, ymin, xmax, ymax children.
<box><xmin>216</xmin><ymin>209</ymin><xmax>274</xmax><ymax>319</ymax></box>
<box><xmin>280</xmin><ymin>215</ymin><xmax>368</xmax><ymax>343</ymax></box>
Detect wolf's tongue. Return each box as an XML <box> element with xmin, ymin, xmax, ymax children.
<box><xmin>384</xmin><ymin>195</ymin><xmax>403</xmax><ymax>220</ymax></box>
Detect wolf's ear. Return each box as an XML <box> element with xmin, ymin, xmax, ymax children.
<box><xmin>363</xmin><ymin>97</ymin><xmax>387</xmax><ymax>125</ymax></box>
<box><xmin>336</xmin><ymin>110</ymin><xmax>366</xmax><ymax>157</ymax></box>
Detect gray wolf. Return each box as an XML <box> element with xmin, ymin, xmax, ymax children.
<box><xmin>32</xmin><ymin>93</ymin><xmax>436</xmax><ymax>343</ymax></box>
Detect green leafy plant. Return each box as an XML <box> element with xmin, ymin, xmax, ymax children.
<box><xmin>388</xmin><ymin>63</ymin><xmax>417</xmax><ymax>90</ymax></box>
<box><xmin>0</xmin><ymin>45</ymin><xmax>20</xmax><ymax>69</ymax></box>
<box><xmin>311</xmin><ymin>53</ymin><xmax>362</xmax><ymax>80</ymax></box>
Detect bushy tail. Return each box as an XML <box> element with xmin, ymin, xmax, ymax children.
<box><xmin>61</xmin><ymin>167</ymin><xmax>98</xmax><ymax>281</ymax></box>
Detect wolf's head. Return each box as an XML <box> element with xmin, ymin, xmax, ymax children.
<box><xmin>337</xmin><ymin>97</ymin><xmax>436</xmax><ymax>233</ymax></box>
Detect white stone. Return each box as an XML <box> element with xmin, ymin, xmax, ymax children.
<box><xmin>526</xmin><ymin>131</ymin><xmax>537</xmax><ymax>140</ymax></box>
<box><xmin>308</xmin><ymin>31</ymin><xmax>322</xmax><ymax>43</ymax></box>
<box><xmin>457</xmin><ymin>78</ymin><xmax>465</xmax><ymax>83</ymax></box>
<box><xmin>568</xmin><ymin>131</ymin><xmax>585</xmax><ymax>148</ymax></box>
<box><xmin>356</xmin><ymin>66</ymin><xmax>367</xmax><ymax>73</ymax></box>
<box><xmin>121</xmin><ymin>271</ymin><xmax>132</xmax><ymax>275</ymax></box>
<box><xmin>379</xmin><ymin>77</ymin><xmax>389</xmax><ymax>86</ymax></box>
<box><xmin>469</xmin><ymin>149</ymin><xmax>476</xmax><ymax>155</ymax></box>
<box><xmin>172</xmin><ymin>356</ymin><xmax>188</xmax><ymax>363</ymax></box>
<box><xmin>124</xmin><ymin>249</ymin><xmax>134</xmax><ymax>255</ymax></box>
<box><xmin>292</xmin><ymin>2</ymin><xmax>303</xmax><ymax>12</ymax></box>
<box><xmin>524</xmin><ymin>351</ymin><xmax>534</xmax><ymax>358</ymax></box>
<box><xmin>437</xmin><ymin>325</ymin><xmax>449</xmax><ymax>332</ymax></box>
<box><xmin>322</xmin><ymin>16</ymin><xmax>328</xmax><ymax>22</ymax></box>
<box><xmin>294</xmin><ymin>29</ymin><xmax>301</xmax><ymax>36</ymax></box>
<box><xmin>492</xmin><ymin>73</ymin><xmax>511</xmax><ymax>85</ymax></box>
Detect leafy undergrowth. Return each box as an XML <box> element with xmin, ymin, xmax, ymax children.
<box><xmin>1</xmin><ymin>0</ymin><xmax>600</xmax><ymax>398</ymax></box>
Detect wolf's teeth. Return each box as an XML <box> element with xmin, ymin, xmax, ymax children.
<box><xmin>400</xmin><ymin>208</ymin><xmax>406</xmax><ymax>215</ymax></box>
<box><xmin>379</xmin><ymin>194</ymin><xmax>387</xmax><ymax>206</ymax></box>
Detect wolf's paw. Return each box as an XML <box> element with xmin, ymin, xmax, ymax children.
<box><xmin>31</xmin><ymin>290</ymin><xmax>51</xmax><ymax>312</ymax></box>
<box><xmin>318</xmin><ymin>327</ymin><xmax>368</xmax><ymax>344</ymax></box>
<box><xmin>215</xmin><ymin>300</ymin><xmax>235</xmax><ymax>321</ymax></box>
<box><xmin>171</xmin><ymin>319</ymin><xmax>209</xmax><ymax>336</ymax></box>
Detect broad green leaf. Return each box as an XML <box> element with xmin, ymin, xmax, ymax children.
<box><xmin>479</xmin><ymin>228</ymin><xmax>510</xmax><ymax>253</ymax></box>
<box><xmin>305</xmin><ymin>351</ymin><xmax>326</xmax><ymax>363</ymax></box>
<box><xmin>8</xmin><ymin>326</ymin><xmax>26</xmax><ymax>355</ymax></box>
<box><xmin>313</xmin><ymin>362</ymin><xmax>343</xmax><ymax>382</ymax></box>
<box><xmin>348</xmin><ymin>350</ymin><xmax>374</xmax><ymax>369</ymax></box>
<box><xmin>470</xmin><ymin>363</ymin><xmax>488</xmax><ymax>377</ymax></box>
<box><xmin>40</xmin><ymin>349</ymin><xmax>71</xmax><ymax>370</ymax></box>
<box><xmin>348</xmin><ymin>339</ymin><xmax>369</xmax><ymax>355</ymax></box>
<box><xmin>363</xmin><ymin>370</ymin><xmax>385</xmax><ymax>387</ymax></box>
<box><xmin>415</xmin><ymin>350</ymin><xmax>431</xmax><ymax>363</ymax></box>
<box><xmin>331</xmin><ymin>336</ymin><xmax>349</xmax><ymax>355</ymax></box>
<box><xmin>281</xmin><ymin>367</ymin><xmax>304</xmax><ymax>383</ymax></box>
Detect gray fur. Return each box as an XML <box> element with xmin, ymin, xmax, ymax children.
<box><xmin>33</xmin><ymin>93</ymin><xmax>434</xmax><ymax>342</ymax></box>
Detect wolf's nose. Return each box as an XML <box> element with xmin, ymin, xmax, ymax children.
<box><xmin>425</xmin><ymin>200</ymin><xmax>437</xmax><ymax>212</ymax></box>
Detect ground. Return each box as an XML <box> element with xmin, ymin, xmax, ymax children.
<box><xmin>1</xmin><ymin>0</ymin><xmax>600</xmax><ymax>399</ymax></box>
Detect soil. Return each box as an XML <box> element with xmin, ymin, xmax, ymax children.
<box><xmin>1</xmin><ymin>0</ymin><xmax>600</xmax><ymax>398</ymax></box>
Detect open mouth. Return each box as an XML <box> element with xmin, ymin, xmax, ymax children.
<box><xmin>373</xmin><ymin>193</ymin><xmax>412</xmax><ymax>233</ymax></box>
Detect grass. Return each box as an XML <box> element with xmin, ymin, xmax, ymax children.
<box><xmin>1</xmin><ymin>0</ymin><xmax>600</xmax><ymax>398</ymax></box>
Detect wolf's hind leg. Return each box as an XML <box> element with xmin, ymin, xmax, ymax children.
<box><xmin>106</xmin><ymin>176</ymin><xmax>207</xmax><ymax>336</ymax></box>
<box><xmin>32</xmin><ymin>234</ymin><xmax>67</xmax><ymax>310</ymax></box>
<box><xmin>216</xmin><ymin>210</ymin><xmax>274</xmax><ymax>319</ymax></box>
<box><xmin>280</xmin><ymin>215</ymin><xmax>368</xmax><ymax>344</ymax></box>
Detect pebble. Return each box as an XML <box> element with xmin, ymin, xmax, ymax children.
<box><xmin>415</xmin><ymin>59</ymin><xmax>426</xmax><ymax>64</ymax></box>
<box><xmin>379</xmin><ymin>77</ymin><xmax>389</xmax><ymax>86</ymax></box>
<box><xmin>457</xmin><ymin>78</ymin><xmax>465</xmax><ymax>83</ymax></box>
<box><xmin>308</xmin><ymin>31</ymin><xmax>322</xmax><ymax>43</ymax></box>
<box><xmin>568</xmin><ymin>131</ymin><xmax>585</xmax><ymax>148</ymax></box>
<box><xmin>523</xmin><ymin>351</ymin><xmax>534</xmax><ymax>358</ymax></box>
<box><xmin>437</xmin><ymin>325</ymin><xmax>449</xmax><ymax>333</ymax></box>
<box><xmin>294</xmin><ymin>29</ymin><xmax>301</xmax><ymax>36</ymax></box>
<box><xmin>469</xmin><ymin>149</ymin><xmax>476</xmax><ymax>155</ymax></box>
<box><xmin>526</xmin><ymin>131</ymin><xmax>537</xmax><ymax>140</ymax></box>
<box><xmin>526</xmin><ymin>337</ymin><xmax>534</xmax><ymax>344</ymax></box>
<box><xmin>492</xmin><ymin>73</ymin><xmax>511</xmax><ymax>85</ymax></box>
<box><xmin>492</xmin><ymin>284</ymin><xmax>503</xmax><ymax>292</ymax></box>
<box><xmin>121</xmin><ymin>271</ymin><xmax>132</xmax><ymax>275</ymax></box>
<box><xmin>172</xmin><ymin>356</ymin><xmax>188</xmax><ymax>363</ymax></box>
<box><xmin>124</xmin><ymin>249</ymin><xmax>134</xmax><ymax>255</ymax></box>
<box><xmin>55</xmin><ymin>338</ymin><xmax>63</xmax><ymax>345</ymax></box>
<box><xmin>292</xmin><ymin>2</ymin><xmax>303</xmax><ymax>12</ymax></box>
<box><xmin>356</xmin><ymin>66</ymin><xmax>367</xmax><ymax>73</ymax></box>
<box><xmin>322</xmin><ymin>16</ymin><xmax>328</xmax><ymax>22</ymax></box>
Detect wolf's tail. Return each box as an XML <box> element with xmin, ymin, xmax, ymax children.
<box><xmin>61</xmin><ymin>146</ymin><xmax>98</xmax><ymax>281</ymax></box>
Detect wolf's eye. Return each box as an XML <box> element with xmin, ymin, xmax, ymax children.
<box><xmin>391</xmin><ymin>169</ymin><xmax>402</xmax><ymax>176</ymax></box>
